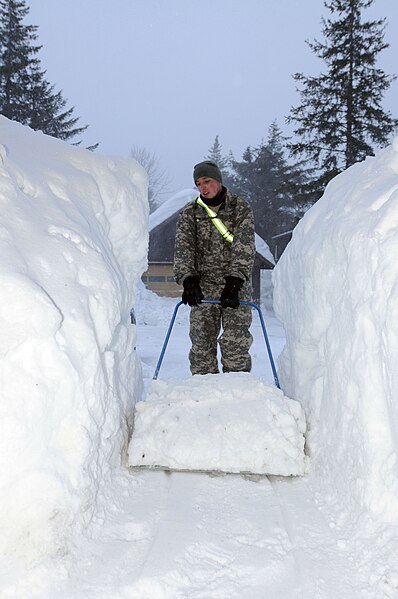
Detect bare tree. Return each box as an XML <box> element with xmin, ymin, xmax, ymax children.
<box><xmin>130</xmin><ymin>146</ymin><xmax>171</xmax><ymax>212</ymax></box>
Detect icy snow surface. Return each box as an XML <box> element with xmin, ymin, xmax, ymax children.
<box><xmin>129</xmin><ymin>373</ymin><xmax>306</xmax><ymax>476</ymax></box>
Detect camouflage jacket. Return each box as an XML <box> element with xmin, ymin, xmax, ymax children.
<box><xmin>174</xmin><ymin>189</ymin><xmax>255</xmax><ymax>298</ymax></box>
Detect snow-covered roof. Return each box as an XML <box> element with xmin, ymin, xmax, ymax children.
<box><xmin>255</xmin><ymin>233</ymin><xmax>275</xmax><ymax>265</ymax></box>
<box><xmin>149</xmin><ymin>189</ymin><xmax>197</xmax><ymax>232</ymax></box>
<box><xmin>150</xmin><ymin>189</ymin><xmax>275</xmax><ymax>265</ymax></box>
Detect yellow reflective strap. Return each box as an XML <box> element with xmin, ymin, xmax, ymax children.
<box><xmin>196</xmin><ymin>197</ymin><xmax>234</xmax><ymax>244</ymax></box>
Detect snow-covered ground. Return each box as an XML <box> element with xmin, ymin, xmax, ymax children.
<box><xmin>1</xmin><ymin>117</ymin><xmax>398</xmax><ymax>597</ymax></box>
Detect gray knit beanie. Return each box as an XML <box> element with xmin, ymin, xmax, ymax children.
<box><xmin>193</xmin><ymin>160</ymin><xmax>222</xmax><ymax>184</ymax></box>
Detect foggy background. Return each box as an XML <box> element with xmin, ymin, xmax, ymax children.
<box><xmin>27</xmin><ymin>0</ymin><xmax>398</xmax><ymax>196</ymax></box>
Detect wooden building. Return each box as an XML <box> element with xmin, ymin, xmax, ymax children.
<box><xmin>142</xmin><ymin>190</ymin><xmax>275</xmax><ymax>303</ymax></box>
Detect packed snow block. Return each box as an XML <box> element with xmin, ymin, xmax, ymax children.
<box><xmin>273</xmin><ymin>136</ymin><xmax>398</xmax><ymax>521</ymax></box>
<box><xmin>128</xmin><ymin>373</ymin><xmax>307</xmax><ymax>476</ymax></box>
<box><xmin>0</xmin><ymin>117</ymin><xmax>148</xmax><ymax>557</ymax></box>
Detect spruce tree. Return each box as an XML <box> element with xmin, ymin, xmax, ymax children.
<box><xmin>206</xmin><ymin>135</ymin><xmax>234</xmax><ymax>188</ymax></box>
<box><xmin>0</xmin><ymin>0</ymin><xmax>89</xmax><ymax>143</ymax></box>
<box><xmin>230</xmin><ymin>122</ymin><xmax>308</xmax><ymax>250</ymax></box>
<box><xmin>287</xmin><ymin>0</ymin><xmax>397</xmax><ymax>191</ymax></box>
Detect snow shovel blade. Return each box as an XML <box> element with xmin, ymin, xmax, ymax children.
<box><xmin>128</xmin><ymin>464</ymin><xmax>267</xmax><ymax>480</ymax></box>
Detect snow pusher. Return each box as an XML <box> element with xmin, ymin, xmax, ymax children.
<box><xmin>128</xmin><ymin>300</ymin><xmax>307</xmax><ymax>477</ymax></box>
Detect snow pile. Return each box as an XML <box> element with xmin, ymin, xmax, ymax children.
<box><xmin>0</xmin><ymin>117</ymin><xmax>148</xmax><ymax>558</ymax></box>
<box><xmin>128</xmin><ymin>373</ymin><xmax>307</xmax><ymax>476</ymax></box>
<box><xmin>273</xmin><ymin>137</ymin><xmax>398</xmax><ymax>521</ymax></box>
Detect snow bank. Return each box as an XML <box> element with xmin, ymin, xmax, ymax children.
<box><xmin>0</xmin><ymin>117</ymin><xmax>148</xmax><ymax>558</ymax></box>
<box><xmin>273</xmin><ymin>137</ymin><xmax>398</xmax><ymax>521</ymax></box>
<box><xmin>128</xmin><ymin>373</ymin><xmax>306</xmax><ymax>476</ymax></box>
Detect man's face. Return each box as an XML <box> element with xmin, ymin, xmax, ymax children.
<box><xmin>196</xmin><ymin>176</ymin><xmax>222</xmax><ymax>200</ymax></box>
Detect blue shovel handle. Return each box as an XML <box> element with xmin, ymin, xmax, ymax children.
<box><xmin>152</xmin><ymin>300</ymin><xmax>280</xmax><ymax>388</ymax></box>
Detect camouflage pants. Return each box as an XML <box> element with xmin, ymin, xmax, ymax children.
<box><xmin>189</xmin><ymin>302</ymin><xmax>252</xmax><ymax>375</ymax></box>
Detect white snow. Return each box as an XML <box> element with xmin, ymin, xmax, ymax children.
<box><xmin>273</xmin><ymin>138</ymin><xmax>398</xmax><ymax>524</ymax></box>
<box><xmin>1</xmin><ymin>116</ymin><xmax>398</xmax><ymax>598</ymax></box>
<box><xmin>129</xmin><ymin>373</ymin><xmax>306</xmax><ymax>476</ymax></box>
<box><xmin>0</xmin><ymin>116</ymin><xmax>148</xmax><ymax>558</ymax></box>
<box><xmin>255</xmin><ymin>231</ymin><xmax>275</xmax><ymax>265</ymax></box>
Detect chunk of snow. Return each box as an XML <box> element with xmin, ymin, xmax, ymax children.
<box><xmin>128</xmin><ymin>372</ymin><xmax>307</xmax><ymax>476</ymax></box>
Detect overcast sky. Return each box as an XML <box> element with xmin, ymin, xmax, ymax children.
<box><xmin>27</xmin><ymin>0</ymin><xmax>398</xmax><ymax>196</ymax></box>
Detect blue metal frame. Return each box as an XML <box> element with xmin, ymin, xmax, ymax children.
<box><xmin>152</xmin><ymin>300</ymin><xmax>280</xmax><ymax>388</ymax></box>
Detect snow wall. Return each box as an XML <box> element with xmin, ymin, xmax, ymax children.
<box><xmin>273</xmin><ymin>137</ymin><xmax>398</xmax><ymax>523</ymax></box>
<box><xmin>0</xmin><ymin>117</ymin><xmax>148</xmax><ymax>557</ymax></box>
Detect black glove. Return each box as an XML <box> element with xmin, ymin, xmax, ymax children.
<box><xmin>220</xmin><ymin>276</ymin><xmax>244</xmax><ymax>309</ymax></box>
<box><xmin>182</xmin><ymin>275</ymin><xmax>204</xmax><ymax>307</ymax></box>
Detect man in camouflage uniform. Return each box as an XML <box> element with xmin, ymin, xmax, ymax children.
<box><xmin>174</xmin><ymin>160</ymin><xmax>256</xmax><ymax>375</ymax></box>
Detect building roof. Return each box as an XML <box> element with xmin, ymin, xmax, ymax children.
<box><xmin>149</xmin><ymin>189</ymin><xmax>275</xmax><ymax>265</ymax></box>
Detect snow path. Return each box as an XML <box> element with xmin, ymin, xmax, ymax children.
<box><xmin>269</xmin><ymin>476</ymin><xmax>358</xmax><ymax>597</ymax></box>
<box><xmin>123</xmin><ymin>472</ymin><xmax>298</xmax><ymax>598</ymax></box>
<box><xmin>51</xmin><ymin>308</ymin><xmax>361</xmax><ymax>598</ymax></box>
<box><xmin>54</xmin><ymin>472</ymin><xmax>357</xmax><ymax>598</ymax></box>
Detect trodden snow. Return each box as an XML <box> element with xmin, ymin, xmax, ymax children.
<box><xmin>1</xmin><ymin>115</ymin><xmax>398</xmax><ymax>597</ymax></box>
